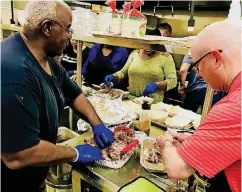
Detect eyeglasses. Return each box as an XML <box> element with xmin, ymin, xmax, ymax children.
<box><xmin>51</xmin><ymin>20</ymin><xmax>73</xmax><ymax>35</ymax></box>
<box><xmin>190</xmin><ymin>50</ymin><xmax>222</xmax><ymax>73</ymax></box>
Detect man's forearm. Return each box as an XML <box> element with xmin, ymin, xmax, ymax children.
<box><xmin>2</xmin><ymin>140</ymin><xmax>76</xmax><ymax>169</ymax></box>
<box><xmin>72</xmin><ymin>93</ymin><xmax>102</xmax><ymax>127</ymax></box>
<box><xmin>162</xmin><ymin>141</ymin><xmax>195</xmax><ymax>180</ymax></box>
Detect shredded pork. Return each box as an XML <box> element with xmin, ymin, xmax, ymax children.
<box><xmin>85</xmin><ymin>129</ymin><xmax>134</xmax><ymax>161</ymax></box>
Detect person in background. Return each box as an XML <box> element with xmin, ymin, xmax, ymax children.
<box><xmin>156</xmin><ymin>22</ymin><xmax>241</xmax><ymax>192</ymax></box>
<box><xmin>1</xmin><ymin>1</ymin><xmax>114</xmax><ymax>191</ymax></box>
<box><xmin>104</xmin><ymin>28</ymin><xmax>177</xmax><ymax>102</ymax></box>
<box><xmin>59</xmin><ymin>39</ymin><xmax>90</xmax><ymax>77</ymax></box>
<box><xmin>82</xmin><ymin>44</ymin><xmax>129</xmax><ymax>86</ymax></box>
<box><xmin>157</xmin><ymin>22</ymin><xmax>172</xmax><ymax>37</ymax></box>
<box><xmin>179</xmin><ymin>54</ymin><xmax>226</xmax><ymax>113</ymax></box>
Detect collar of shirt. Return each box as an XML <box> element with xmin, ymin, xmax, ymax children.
<box><xmin>229</xmin><ymin>72</ymin><xmax>241</xmax><ymax>93</ymax></box>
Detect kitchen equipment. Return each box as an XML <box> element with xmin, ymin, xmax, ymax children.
<box><xmin>139</xmin><ymin>101</ymin><xmax>152</xmax><ymax>136</ymax></box>
<box><xmin>140</xmin><ymin>138</ymin><xmax>165</xmax><ymax>173</ymax></box>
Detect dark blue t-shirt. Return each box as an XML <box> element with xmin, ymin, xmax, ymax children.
<box><xmin>1</xmin><ymin>33</ymin><xmax>82</xmax><ymax>192</ymax></box>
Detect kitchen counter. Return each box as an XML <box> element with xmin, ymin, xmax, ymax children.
<box><xmin>62</xmin><ymin>122</ymin><xmax>185</xmax><ymax>192</ymax></box>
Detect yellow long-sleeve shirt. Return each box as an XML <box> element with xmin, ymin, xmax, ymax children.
<box><xmin>115</xmin><ymin>50</ymin><xmax>177</xmax><ymax>102</ymax></box>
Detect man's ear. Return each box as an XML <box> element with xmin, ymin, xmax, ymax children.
<box><xmin>41</xmin><ymin>20</ymin><xmax>52</xmax><ymax>37</ymax></box>
<box><xmin>212</xmin><ymin>50</ymin><xmax>223</xmax><ymax>68</ymax></box>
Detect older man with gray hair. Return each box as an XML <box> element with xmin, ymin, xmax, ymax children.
<box><xmin>1</xmin><ymin>1</ymin><xmax>114</xmax><ymax>191</ymax></box>
<box><xmin>156</xmin><ymin>21</ymin><xmax>241</xmax><ymax>192</ymax></box>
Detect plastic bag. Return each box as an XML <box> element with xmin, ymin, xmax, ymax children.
<box><xmin>131</xmin><ymin>0</ymin><xmax>144</xmax><ymax>9</ymax></box>
<box><xmin>105</xmin><ymin>0</ymin><xmax>117</xmax><ymax>13</ymax></box>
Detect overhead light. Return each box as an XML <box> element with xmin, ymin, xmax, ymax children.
<box><xmin>187</xmin><ymin>1</ymin><xmax>195</xmax><ymax>31</ymax></box>
<box><xmin>188</xmin><ymin>18</ymin><xmax>195</xmax><ymax>31</ymax></box>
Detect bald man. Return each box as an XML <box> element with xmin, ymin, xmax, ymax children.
<box><xmin>1</xmin><ymin>1</ymin><xmax>114</xmax><ymax>191</ymax></box>
<box><xmin>156</xmin><ymin>22</ymin><xmax>241</xmax><ymax>192</ymax></box>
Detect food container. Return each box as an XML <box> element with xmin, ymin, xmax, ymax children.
<box><xmin>151</xmin><ymin>110</ymin><xmax>169</xmax><ymax>124</ymax></box>
<box><xmin>140</xmin><ymin>138</ymin><xmax>165</xmax><ymax>173</ymax></box>
<box><xmin>98</xmin><ymin>12</ymin><xmax>112</xmax><ymax>34</ymax></box>
<box><xmin>121</xmin><ymin>15</ymin><xmax>147</xmax><ymax>38</ymax></box>
<box><xmin>57</xmin><ymin>127</ymin><xmax>79</xmax><ymax>143</ymax></box>
<box><xmin>133</xmin><ymin>96</ymin><xmax>154</xmax><ymax>105</ymax></box>
<box><xmin>111</xmin><ymin>13</ymin><xmax>122</xmax><ymax>35</ymax></box>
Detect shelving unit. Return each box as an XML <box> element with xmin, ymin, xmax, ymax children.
<box><xmin>0</xmin><ymin>24</ymin><xmax>214</xmax><ymax>118</ymax></box>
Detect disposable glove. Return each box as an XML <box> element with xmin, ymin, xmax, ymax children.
<box><xmin>93</xmin><ymin>124</ymin><xmax>115</xmax><ymax>149</ymax></box>
<box><xmin>142</xmin><ymin>82</ymin><xmax>158</xmax><ymax>96</ymax></box>
<box><xmin>104</xmin><ymin>75</ymin><xmax>114</xmax><ymax>86</ymax></box>
<box><xmin>73</xmin><ymin>144</ymin><xmax>104</xmax><ymax>163</ymax></box>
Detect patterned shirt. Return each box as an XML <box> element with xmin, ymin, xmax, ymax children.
<box><xmin>177</xmin><ymin>72</ymin><xmax>241</xmax><ymax>192</ymax></box>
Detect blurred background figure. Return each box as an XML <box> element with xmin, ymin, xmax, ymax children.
<box><xmin>104</xmin><ymin>28</ymin><xmax>177</xmax><ymax>102</ymax></box>
<box><xmin>59</xmin><ymin>39</ymin><xmax>90</xmax><ymax>77</ymax></box>
<box><xmin>157</xmin><ymin>22</ymin><xmax>172</xmax><ymax>37</ymax></box>
<box><xmin>82</xmin><ymin>44</ymin><xmax>129</xmax><ymax>86</ymax></box>
<box><xmin>178</xmin><ymin>55</ymin><xmax>226</xmax><ymax>113</ymax></box>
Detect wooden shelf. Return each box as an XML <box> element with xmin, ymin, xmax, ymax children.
<box><xmin>1</xmin><ymin>24</ymin><xmax>23</xmax><ymax>32</ymax></box>
<box><xmin>73</xmin><ymin>32</ymin><xmax>192</xmax><ymax>55</ymax></box>
<box><xmin>1</xmin><ymin>24</ymin><xmax>191</xmax><ymax>55</ymax></box>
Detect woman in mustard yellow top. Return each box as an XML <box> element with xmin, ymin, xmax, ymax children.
<box><xmin>104</xmin><ymin>49</ymin><xmax>177</xmax><ymax>102</ymax></box>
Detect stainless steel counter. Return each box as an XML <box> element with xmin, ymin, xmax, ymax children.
<box><xmin>65</xmin><ymin>122</ymin><xmax>187</xmax><ymax>192</ymax></box>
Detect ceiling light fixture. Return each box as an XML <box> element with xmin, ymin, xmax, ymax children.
<box><xmin>187</xmin><ymin>1</ymin><xmax>195</xmax><ymax>32</ymax></box>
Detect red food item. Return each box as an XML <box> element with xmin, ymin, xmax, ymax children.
<box><xmin>85</xmin><ymin>126</ymin><xmax>135</xmax><ymax>161</ymax></box>
<box><xmin>113</xmin><ymin>126</ymin><xmax>131</xmax><ymax>136</ymax></box>
<box><xmin>105</xmin><ymin>0</ymin><xmax>116</xmax><ymax>12</ymax></box>
<box><xmin>121</xmin><ymin>139</ymin><xmax>139</xmax><ymax>154</ymax></box>
<box><xmin>131</xmin><ymin>0</ymin><xmax>144</xmax><ymax>9</ymax></box>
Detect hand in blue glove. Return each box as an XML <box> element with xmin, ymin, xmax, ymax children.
<box><xmin>93</xmin><ymin>124</ymin><xmax>115</xmax><ymax>149</ymax></box>
<box><xmin>142</xmin><ymin>82</ymin><xmax>158</xmax><ymax>96</ymax></box>
<box><xmin>73</xmin><ymin>144</ymin><xmax>104</xmax><ymax>163</ymax></box>
<box><xmin>104</xmin><ymin>75</ymin><xmax>114</xmax><ymax>86</ymax></box>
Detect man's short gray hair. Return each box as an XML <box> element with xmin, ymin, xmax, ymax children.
<box><xmin>23</xmin><ymin>0</ymin><xmax>69</xmax><ymax>37</ymax></box>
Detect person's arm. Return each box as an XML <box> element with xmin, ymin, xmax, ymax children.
<box><xmin>1</xmin><ymin>84</ymin><xmax>77</xmax><ymax>169</ymax></box>
<box><xmin>82</xmin><ymin>44</ymin><xmax>100</xmax><ymax>78</ymax></box>
<box><xmin>82</xmin><ymin>56</ymin><xmax>89</xmax><ymax>78</ymax></box>
<box><xmin>179</xmin><ymin>55</ymin><xmax>192</xmax><ymax>93</ymax></box>
<box><xmin>114</xmin><ymin>50</ymin><xmax>135</xmax><ymax>80</ymax></box>
<box><xmin>2</xmin><ymin>140</ymin><xmax>76</xmax><ymax>170</ymax></box>
<box><xmin>158</xmin><ymin>100</ymin><xmax>241</xmax><ymax>180</ymax></box>
<box><xmin>61</xmin><ymin>67</ymin><xmax>114</xmax><ymax>149</ymax></box>
<box><xmin>157</xmin><ymin>54</ymin><xmax>177</xmax><ymax>91</ymax></box>
<box><xmin>111</xmin><ymin>48</ymin><xmax>129</xmax><ymax>72</ymax></box>
<box><xmin>156</xmin><ymin>132</ymin><xmax>195</xmax><ymax>179</ymax></box>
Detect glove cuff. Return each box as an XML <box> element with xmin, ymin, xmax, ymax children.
<box><xmin>73</xmin><ymin>148</ymin><xmax>79</xmax><ymax>162</ymax></box>
<box><xmin>93</xmin><ymin>124</ymin><xmax>104</xmax><ymax>130</ymax></box>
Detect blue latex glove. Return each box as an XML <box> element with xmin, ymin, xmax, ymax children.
<box><xmin>142</xmin><ymin>82</ymin><xmax>158</xmax><ymax>96</ymax></box>
<box><xmin>93</xmin><ymin>124</ymin><xmax>115</xmax><ymax>149</ymax></box>
<box><xmin>73</xmin><ymin>144</ymin><xmax>104</xmax><ymax>163</ymax></box>
<box><xmin>104</xmin><ymin>75</ymin><xmax>114</xmax><ymax>86</ymax></box>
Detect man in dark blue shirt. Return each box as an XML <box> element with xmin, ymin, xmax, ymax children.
<box><xmin>1</xmin><ymin>1</ymin><xmax>114</xmax><ymax>192</ymax></box>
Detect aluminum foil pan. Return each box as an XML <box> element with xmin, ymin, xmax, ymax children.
<box><xmin>94</xmin><ymin>130</ymin><xmax>147</xmax><ymax>169</ymax></box>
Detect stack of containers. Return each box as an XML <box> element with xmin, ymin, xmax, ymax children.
<box><xmin>72</xmin><ymin>7</ymin><xmax>98</xmax><ymax>36</ymax></box>
<box><xmin>104</xmin><ymin>0</ymin><xmax>147</xmax><ymax>38</ymax></box>
<box><xmin>105</xmin><ymin>0</ymin><xmax>122</xmax><ymax>35</ymax></box>
<box><xmin>121</xmin><ymin>0</ymin><xmax>147</xmax><ymax>38</ymax></box>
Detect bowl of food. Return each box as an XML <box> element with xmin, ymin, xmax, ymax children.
<box><xmin>140</xmin><ymin>138</ymin><xmax>165</xmax><ymax>173</ymax></box>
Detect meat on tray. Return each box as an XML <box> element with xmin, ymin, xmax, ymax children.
<box><xmin>144</xmin><ymin>143</ymin><xmax>162</xmax><ymax>164</ymax></box>
<box><xmin>85</xmin><ymin>127</ymin><xmax>134</xmax><ymax>161</ymax></box>
<box><xmin>96</xmin><ymin>88</ymin><xmax>129</xmax><ymax>100</ymax></box>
